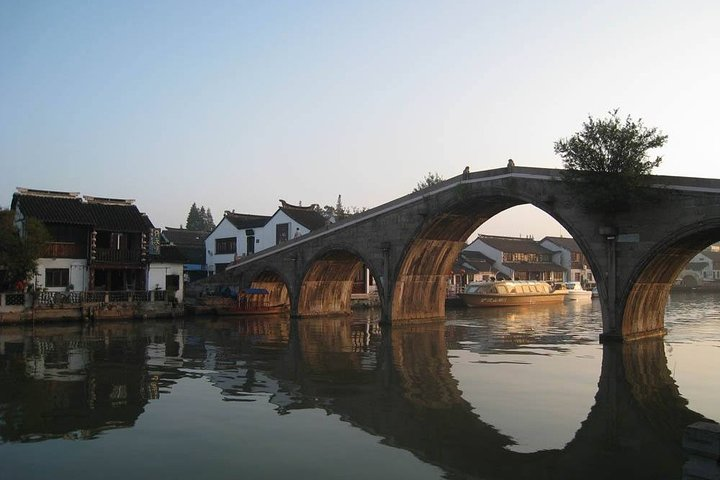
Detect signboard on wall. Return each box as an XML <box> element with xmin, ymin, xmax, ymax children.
<box><xmin>149</xmin><ymin>228</ymin><xmax>161</xmax><ymax>255</ymax></box>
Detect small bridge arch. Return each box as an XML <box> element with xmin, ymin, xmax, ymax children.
<box><xmin>297</xmin><ymin>247</ymin><xmax>382</xmax><ymax>317</ymax></box>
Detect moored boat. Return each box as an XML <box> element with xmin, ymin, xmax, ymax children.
<box><xmin>563</xmin><ymin>282</ymin><xmax>592</xmax><ymax>300</ymax></box>
<box><xmin>459</xmin><ymin>280</ymin><xmax>565</xmax><ymax>307</ymax></box>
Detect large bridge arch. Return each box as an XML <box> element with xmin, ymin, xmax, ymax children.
<box><xmin>389</xmin><ymin>183</ymin><xmax>601</xmax><ymax>322</ymax></box>
<box><xmin>620</xmin><ymin>220</ymin><xmax>720</xmax><ymax>338</ymax></box>
<box><xmin>297</xmin><ymin>246</ymin><xmax>382</xmax><ymax>318</ymax></box>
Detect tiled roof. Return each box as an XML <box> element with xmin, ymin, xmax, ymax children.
<box><xmin>686</xmin><ymin>261</ymin><xmax>710</xmax><ymax>272</ymax></box>
<box><xmin>163</xmin><ymin>227</ymin><xmax>207</xmax><ymax>246</ymax></box>
<box><xmin>157</xmin><ymin>245</ymin><xmax>187</xmax><ymax>263</ymax></box>
<box><xmin>476</xmin><ymin>234</ymin><xmax>553</xmax><ymax>255</ymax></box>
<box><xmin>704</xmin><ymin>250</ymin><xmax>720</xmax><ymax>264</ymax></box>
<box><xmin>225</xmin><ymin>212</ymin><xmax>271</xmax><ymax>230</ymax></box>
<box><xmin>460</xmin><ymin>250</ymin><xmax>495</xmax><ymax>271</ymax></box>
<box><xmin>12</xmin><ymin>190</ymin><xmax>151</xmax><ymax>232</ymax></box>
<box><xmin>175</xmin><ymin>245</ymin><xmax>205</xmax><ymax>265</ymax></box>
<box><xmin>280</xmin><ymin>206</ymin><xmax>327</xmax><ymax>231</ymax></box>
<box><xmin>542</xmin><ymin>236</ymin><xmax>580</xmax><ymax>252</ymax></box>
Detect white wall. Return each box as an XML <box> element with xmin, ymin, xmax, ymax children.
<box><xmin>205</xmin><ymin>217</ymin><xmax>241</xmax><ymax>273</ymax></box>
<box><xmin>464</xmin><ymin>239</ymin><xmax>511</xmax><ymax>277</ymax></box>
<box><xmin>33</xmin><ymin>258</ymin><xmax>89</xmax><ymax>292</ymax></box>
<box><xmin>258</xmin><ymin>210</ymin><xmax>312</xmax><ymax>251</ymax></box>
<box><xmin>148</xmin><ymin>263</ymin><xmax>184</xmax><ymax>302</ymax></box>
<box><xmin>204</xmin><ymin>210</ymin><xmax>317</xmax><ymax>274</ymax></box>
<box><xmin>540</xmin><ymin>240</ymin><xmax>571</xmax><ymax>281</ymax></box>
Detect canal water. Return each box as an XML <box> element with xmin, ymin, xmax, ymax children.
<box><xmin>0</xmin><ymin>293</ymin><xmax>718</xmax><ymax>479</ymax></box>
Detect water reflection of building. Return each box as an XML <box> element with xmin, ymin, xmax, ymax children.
<box><xmin>1</xmin><ymin>316</ymin><xmax>713</xmax><ymax>480</ymax></box>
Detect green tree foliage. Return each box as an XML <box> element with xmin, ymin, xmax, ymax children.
<box><xmin>186</xmin><ymin>203</ymin><xmax>202</xmax><ymax>230</ymax></box>
<box><xmin>413</xmin><ymin>172</ymin><xmax>444</xmax><ymax>192</ymax></box>
<box><xmin>185</xmin><ymin>203</ymin><xmax>215</xmax><ymax>231</ymax></box>
<box><xmin>0</xmin><ymin>210</ymin><xmax>50</xmax><ymax>290</ymax></box>
<box><xmin>554</xmin><ymin>110</ymin><xmax>667</xmax><ymax>213</ymax></box>
<box><xmin>316</xmin><ymin>195</ymin><xmax>366</xmax><ymax>221</ymax></box>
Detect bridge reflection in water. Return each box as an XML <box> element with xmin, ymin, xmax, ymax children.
<box><xmin>0</xmin><ymin>308</ymin><xmax>713</xmax><ymax>479</ymax></box>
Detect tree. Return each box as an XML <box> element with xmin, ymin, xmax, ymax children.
<box><xmin>315</xmin><ymin>195</ymin><xmax>366</xmax><ymax>222</ymax></box>
<box><xmin>554</xmin><ymin>109</ymin><xmax>667</xmax><ymax>213</ymax></box>
<box><xmin>0</xmin><ymin>210</ymin><xmax>50</xmax><ymax>290</ymax></box>
<box><xmin>185</xmin><ymin>203</ymin><xmax>215</xmax><ymax>231</ymax></box>
<box><xmin>413</xmin><ymin>172</ymin><xmax>444</xmax><ymax>192</ymax></box>
<box><xmin>203</xmin><ymin>208</ymin><xmax>215</xmax><ymax>231</ymax></box>
<box><xmin>186</xmin><ymin>203</ymin><xmax>202</xmax><ymax>230</ymax></box>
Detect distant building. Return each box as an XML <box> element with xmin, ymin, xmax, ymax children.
<box><xmin>540</xmin><ymin>236</ymin><xmax>594</xmax><ymax>285</ymax></box>
<box><xmin>10</xmin><ymin>188</ymin><xmax>182</xmax><ymax>296</ymax></box>
<box><xmin>204</xmin><ymin>200</ymin><xmax>327</xmax><ymax>275</ymax></box>
<box><xmin>676</xmin><ymin>251</ymin><xmax>715</xmax><ymax>287</ymax></box>
<box><xmin>464</xmin><ymin>234</ymin><xmax>566</xmax><ymax>282</ymax></box>
<box><xmin>162</xmin><ymin>227</ymin><xmax>208</xmax><ymax>281</ymax></box>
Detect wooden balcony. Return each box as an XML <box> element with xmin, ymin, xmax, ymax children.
<box><xmin>94</xmin><ymin>248</ymin><xmax>142</xmax><ymax>263</ymax></box>
<box><xmin>45</xmin><ymin>242</ymin><xmax>85</xmax><ymax>258</ymax></box>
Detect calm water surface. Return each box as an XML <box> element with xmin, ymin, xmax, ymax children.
<box><xmin>0</xmin><ymin>293</ymin><xmax>718</xmax><ymax>479</ymax></box>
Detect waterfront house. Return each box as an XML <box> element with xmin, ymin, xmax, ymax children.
<box><xmin>448</xmin><ymin>250</ymin><xmax>496</xmax><ymax>295</ymax></box>
<box><xmin>2</xmin><ymin>188</ymin><xmax>185</xmax><ymax>321</ymax></box>
<box><xmin>204</xmin><ymin>212</ymin><xmax>271</xmax><ymax>274</ymax></box>
<box><xmin>204</xmin><ymin>200</ymin><xmax>327</xmax><ymax>275</ymax></box>
<box><xmin>675</xmin><ymin>251</ymin><xmax>714</xmax><ymax>287</ymax></box>
<box><xmin>11</xmin><ymin>188</ymin><xmax>154</xmax><ymax>293</ymax></box>
<box><xmin>162</xmin><ymin>227</ymin><xmax>208</xmax><ymax>281</ymax></box>
<box><xmin>540</xmin><ymin>236</ymin><xmax>595</xmax><ymax>285</ymax></box>
<box><xmin>464</xmin><ymin>234</ymin><xmax>566</xmax><ymax>282</ymax></box>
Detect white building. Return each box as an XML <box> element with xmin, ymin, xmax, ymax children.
<box><xmin>204</xmin><ymin>201</ymin><xmax>327</xmax><ymax>274</ymax></box>
<box><xmin>540</xmin><ymin>236</ymin><xmax>594</xmax><ymax>285</ymax></box>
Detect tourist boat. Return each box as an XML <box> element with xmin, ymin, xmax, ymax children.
<box><xmin>459</xmin><ymin>280</ymin><xmax>565</xmax><ymax>307</ymax></box>
<box><xmin>216</xmin><ymin>288</ymin><xmax>289</xmax><ymax>316</ymax></box>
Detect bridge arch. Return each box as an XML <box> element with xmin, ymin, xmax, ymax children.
<box><xmin>297</xmin><ymin>246</ymin><xmax>382</xmax><ymax>317</ymax></box>
<box><xmin>245</xmin><ymin>266</ymin><xmax>292</xmax><ymax>312</ymax></box>
<box><xmin>621</xmin><ymin>220</ymin><xmax>720</xmax><ymax>338</ymax></box>
<box><xmin>390</xmin><ymin>185</ymin><xmax>598</xmax><ymax>322</ymax></box>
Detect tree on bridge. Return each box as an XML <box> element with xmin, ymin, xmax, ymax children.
<box><xmin>555</xmin><ymin>109</ymin><xmax>667</xmax><ymax>213</ymax></box>
<box><xmin>413</xmin><ymin>172</ymin><xmax>445</xmax><ymax>192</ymax></box>
<box><xmin>316</xmin><ymin>195</ymin><xmax>366</xmax><ymax>222</ymax></box>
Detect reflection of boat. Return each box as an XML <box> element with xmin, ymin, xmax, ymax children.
<box><xmin>217</xmin><ymin>288</ymin><xmax>289</xmax><ymax>316</ymax></box>
<box><xmin>459</xmin><ymin>280</ymin><xmax>565</xmax><ymax>307</ymax></box>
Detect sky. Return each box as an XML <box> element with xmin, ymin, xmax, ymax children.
<box><xmin>2</xmin><ymin>0</ymin><xmax>719</xmax><ymax>240</ymax></box>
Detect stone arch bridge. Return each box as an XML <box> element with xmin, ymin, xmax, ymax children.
<box><xmin>227</xmin><ymin>166</ymin><xmax>720</xmax><ymax>341</ymax></box>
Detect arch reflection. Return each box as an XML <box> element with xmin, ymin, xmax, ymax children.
<box><xmin>0</xmin><ymin>316</ymin><xmax>711</xmax><ymax>479</ymax></box>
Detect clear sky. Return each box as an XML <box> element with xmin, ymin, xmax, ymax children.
<box><xmin>2</xmin><ymin>1</ymin><xmax>719</xmax><ymax>239</ymax></box>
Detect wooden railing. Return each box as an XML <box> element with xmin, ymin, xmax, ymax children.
<box><xmin>32</xmin><ymin>290</ymin><xmax>168</xmax><ymax>306</ymax></box>
<box><xmin>94</xmin><ymin>248</ymin><xmax>142</xmax><ymax>263</ymax></box>
<box><xmin>44</xmin><ymin>242</ymin><xmax>85</xmax><ymax>258</ymax></box>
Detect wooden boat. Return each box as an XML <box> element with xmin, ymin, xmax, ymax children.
<box><xmin>459</xmin><ymin>280</ymin><xmax>565</xmax><ymax>307</ymax></box>
<box><xmin>216</xmin><ymin>288</ymin><xmax>289</xmax><ymax>316</ymax></box>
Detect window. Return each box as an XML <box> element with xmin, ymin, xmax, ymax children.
<box><xmin>246</xmin><ymin>230</ymin><xmax>255</xmax><ymax>254</ymax></box>
<box><xmin>276</xmin><ymin>223</ymin><xmax>289</xmax><ymax>244</ymax></box>
<box><xmin>45</xmin><ymin>268</ymin><xmax>69</xmax><ymax>288</ymax></box>
<box><xmin>216</xmin><ymin>237</ymin><xmax>237</xmax><ymax>254</ymax></box>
